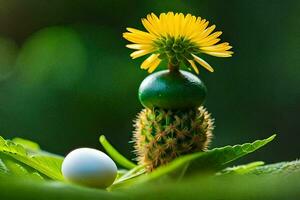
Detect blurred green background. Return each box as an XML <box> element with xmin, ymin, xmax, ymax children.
<box><xmin>0</xmin><ymin>0</ymin><xmax>299</xmax><ymax>164</ymax></box>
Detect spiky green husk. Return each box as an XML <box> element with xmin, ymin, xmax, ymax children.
<box><xmin>133</xmin><ymin>106</ymin><xmax>214</xmax><ymax>172</ymax></box>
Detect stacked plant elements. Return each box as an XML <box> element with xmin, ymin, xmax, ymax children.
<box><xmin>123</xmin><ymin>12</ymin><xmax>233</xmax><ymax>171</ymax></box>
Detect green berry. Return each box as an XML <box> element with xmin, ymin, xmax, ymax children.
<box><xmin>133</xmin><ymin>106</ymin><xmax>214</xmax><ymax>172</ymax></box>
<box><xmin>138</xmin><ymin>70</ymin><xmax>207</xmax><ymax>109</ymax></box>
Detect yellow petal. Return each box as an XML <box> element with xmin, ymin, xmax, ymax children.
<box><xmin>126</xmin><ymin>27</ymin><xmax>140</xmax><ymax>33</ymax></box>
<box><xmin>166</xmin><ymin>12</ymin><xmax>175</xmax><ymax>36</ymax></box>
<box><xmin>187</xmin><ymin>59</ymin><xmax>199</xmax><ymax>74</ymax></box>
<box><xmin>142</xmin><ymin>18</ymin><xmax>159</xmax><ymax>36</ymax></box>
<box><xmin>181</xmin><ymin>14</ymin><xmax>192</xmax><ymax>36</ymax></box>
<box><xmin>185</xmin><ymin>16</ymin><xmax>197</xmax><ymax>37</ymax></box>
<box><xmin>126</xmin><ymin>44</ymin><xmax>153</xmax><ymax>50</ymax></box>
<box><xmin>123</xmin><ymin>33</ymin><xmax>153</xmax><ymax>44</ymax></box>
<box><xmin>192</xmin><ymin>54</ymin><xmax>214</xmax><ymax>72</ymax></box>
<box><xmin>159</xmin><ymin>13</ymin><xmax>168</xmax><ymax>36</ymax></box>
<box><xmin>188</xmin><ymin>17</ymin><xmax>203</xmax><ymax>38</ymax></box>
<box><xmin>126</xmin><ymin>28</ymin><xmax>155</xmax><ymax>39</ymax></box>
<box><xmin>149</xmin><ymin>13</ymin><xmax>162</xmax><ymax>33</ymax></box>
<box><xmin>200</xmin><ymin>24</ymin><xmax>216</xmax><ymax>38</ymax></box>
<box><xmin>177</xmin><ymin>13</ymin><xmax>185</xmax><ymax>36</ymax></box>
<box><xmin>130</xmin><ymin>49</ymin><xmax>153</xmax><ymax>59</ymax></box>
<box><xmin>201</xmin><ymin>42</ymin><xmax>229</xmax><ymax>49</ymax></box>
<box><xmin>147</xmin><ymin>58</ymin><xmax>161</xmax><ymax>73</ymax></box>
<box><xmin>196</xmin><ymin>31</ymin><xmax>222</xmax><ymax>45</ymax></box>
<box><xmin>201</xmin><ymin>43</ymin><xmax>232</xmax><ymax>51</ymax></box>
<box><xmin>203</xmin><ymin>51</ymin><xmax>233</xmax><ymax>57</ymax></box>
<box><xmin>141</xmin><ymin>54</ymin><xmax>160</xmax><ymax>69</ymax></box>
<box><xmin>189</xmin><ymin>22</ymin><xmax>213</xmax><ymax>41</ymax></box>
<box><xmin>198</xmin><ymin>38</ymin><xmax>220</xmax><ymax>47</ymax></box>
<box><xmin>173</xmin><ymin>13</ymin><xmax>180</xmax><ymax>37</ymax></box>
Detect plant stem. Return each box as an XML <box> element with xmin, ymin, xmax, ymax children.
<box><xmin>168</xmin><ymin>62</ymin><xmax>179</xmax><ymax>73</ymax></box>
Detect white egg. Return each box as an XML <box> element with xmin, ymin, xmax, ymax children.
<box><xmin>62</xmin><ymin>148</ymin><xmax>117</xmax><ymax>188</ymax></box>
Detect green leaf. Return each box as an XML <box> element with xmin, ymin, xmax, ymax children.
<box><xmin>124</xmin><ymin>169</ymin><xmax>300</xmax><ymax>200</ymax></box>
<box><xmin>186</xmin><ymin>134</ymin><xmax>276</xmax><ymax>173</ymax></box>
<box><xmin>247</xmin><ymin>160</ymin><xmax>300</xmax><ymax>175</ymax></box>
<box><xmin>1</xmin><ymin>165</ymin><xmax>300</xmax><ymax>200</ymax></box>
<box><xmin>111</xmin><ymin>134</ymin><xmax>276</xmax><ymax>189</ymax></box>
<box><xmin>111</xmin><ymin>165</ymin><xmax>146</xmax><ymax>190</ymax></box>
<box><xmin>99</xmin><ymin>135</ymin><xmax>137</xmax><ymax>169</ymax></box>
<box><xmin>2</xmin><ymin>158</ymin><xmax>29</xmax><ymax>176</ymax></box>
<box><xmin>217</xmin><ymin>161</ymin><xmax>265</xmax><ymax>175</ymax></box>
<box><xmin>0</xmin><ymin>178</ymin><xmax>121</xmax><ymax>200</ymax></box>
<box><xmin>12</xmin><ymin>137</ymin><xmax>41</xmax><ymax>152</ymax></box>
<box><xmin>0</xmin><ymin>157</ymin><xmax>9</xmax><ymax>175</ymax></box>
<box><xmin>0</xmin><ymin>153</ymin><xmax>45</xmax><ymax>180</ymax></box>
<box><xmin>218</xmin><ymin>160</ymin><xmax>300</xmax><ymax>176</ymax></box>
<box><xmin>0</xmin><ymin>136</ymin><xmax>64</xmax><ymax>180</ymax></box>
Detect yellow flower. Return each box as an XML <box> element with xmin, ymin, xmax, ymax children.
<box><xmin>123</xmin><ymin>12</ymin><xmax>233</xmax><ymax>74</ymax></box>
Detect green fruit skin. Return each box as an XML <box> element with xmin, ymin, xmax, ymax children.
<box><xmin>139</xmin><ymin>70</ymin><xmax>207</xmax><ymax>109</ymax></box>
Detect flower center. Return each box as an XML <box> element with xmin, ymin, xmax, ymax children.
<box><xmin>154</xmin><ymin>36</ymin><xmax>199</xmax><ymax>69</ymax></box>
